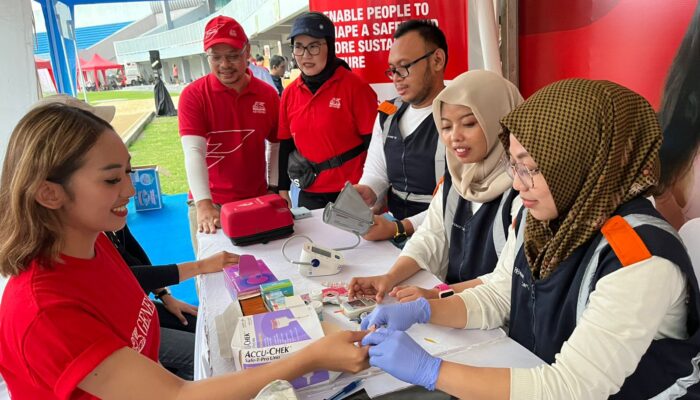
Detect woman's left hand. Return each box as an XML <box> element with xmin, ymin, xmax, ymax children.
<box><xmin>161</xmin><ymin>295</ymin><xmax>198</xmax><ymax>326</ymax></box>
<box><xmin>198</xmin><ymin>251</ymin><xmax>240</xmax><ymax>274</ymax></box>
<box><xmin>362</xmin><ymin>215</ymin><xmax>397</xmax><ymax>241</ymax></box>
<box><xmin>362</xmin><ymin>328</ymin><xmax>442</xmax><ymax>390</ymax></box>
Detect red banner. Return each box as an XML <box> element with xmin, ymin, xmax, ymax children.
<box><xmin>519</xmin><ymin>0</ymin><xmax>697</xmax><ymax>108</ymax></box>
<box><xmin>309</xmin><ymin>0</ymin><xmax>469</xmax><ymax>84</ymax></box>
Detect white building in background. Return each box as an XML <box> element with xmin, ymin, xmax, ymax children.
<box><xmin>113</xmin><ymin>0</ymin><xmax>308</xmax><ymax>85</ymax></box>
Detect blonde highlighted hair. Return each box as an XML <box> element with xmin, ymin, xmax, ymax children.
<box><xmin>0</xmin><ymin>103</ymin><xmax>112</xmax><ymax>276</ymax></box>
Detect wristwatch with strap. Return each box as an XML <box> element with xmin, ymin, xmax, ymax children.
<box><xmin>154</xmin><ymin>288</ymin><xmax>171</xmax><ymax>300</ymax></box>
<box><xmin>434</xmin><ymin>283</ymin><xmax>454</xmax><ymax>298</ymax></box>
<box><xmin>393</xmin><ymin>220</ymin><xmax>407</xmax><ymax>241</ymax></box>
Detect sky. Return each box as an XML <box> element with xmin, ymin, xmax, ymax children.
<box><xmin>31</xmin><ymin>0</ymin><xmax>153</xmax><ymax>32</ymax></box>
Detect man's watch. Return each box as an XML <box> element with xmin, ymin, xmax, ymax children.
<box><xmin>154</xmin><ymin>288</ymin><xmax>171</xmax><ymax>300</ymax></box>
<box><xmin>393</xmin><ymin>220</ymin><xmax>407</xmax><ymax>241</ymax></box>
<box><xmin>434</xmin><ymin>283</ymin><xmax>454</xmax><ymax>298</ymax></box>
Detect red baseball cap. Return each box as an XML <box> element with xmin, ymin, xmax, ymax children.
<box><xmin>203</xmin><ymin>16</ymin><xmax>248</xmax><ymax>51</ymax></box>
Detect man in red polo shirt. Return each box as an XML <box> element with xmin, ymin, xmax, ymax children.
<box><xmin>179</xmin><ymin>16</ymin><xmax>280</xmax><ymax>252</ymax></box>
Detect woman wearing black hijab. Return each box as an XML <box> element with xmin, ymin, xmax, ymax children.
<box><xmin>277</xmin><ymin>12</ymin><xmax>378</xmax><ymax>209</ymax></box>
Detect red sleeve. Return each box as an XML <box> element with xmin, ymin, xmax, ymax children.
<box><xmin>22</xmin><ymin>306</ymin><xmax>126</xmax><ymax>400</ymax></box>
<box><xmin>352</xmin><ymin>78</ymin><xmax>379</xmax><ymax>136</ymax></box>
<box><xmin>177</xmin><ymin>84</ymin><xmax>207</xmax><ymax>137</ymax></box>
<box><xmin>277</xmin><ymin>88</ymin><xmax>292</xmax><ymax>140</ymax></box>
<box><xmin>267</xmin><ymin>91</ymin><xmax>281</xmax><ymax>143</ymax></box>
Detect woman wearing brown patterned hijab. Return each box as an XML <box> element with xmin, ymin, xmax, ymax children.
<box><xmin>359</xmin><ymin>79</ymin><xmax>700</xmax><ymax>399</ymax></box>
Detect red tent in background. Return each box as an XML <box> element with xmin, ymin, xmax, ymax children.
<box><xmin>35</xmin><ymin>56</ymin><xmax>57</xmax><ymax>90</ymax></box>
<box><xmin>80</xmin><ymin>54</ymin><xmax>124</xmax><ymax>89</ymax></box>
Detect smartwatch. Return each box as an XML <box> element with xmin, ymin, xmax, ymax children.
<box><xmin>434</xmin><ymin>283</ymin><xmax>454</xmax><ymax>298</ymax></box>
<box><xmin>393</xmin><ymin>220</ymin><xmax>407</xmax><ymax>241</ymax></box>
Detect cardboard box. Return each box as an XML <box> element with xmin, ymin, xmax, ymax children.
<box><xmin>130</xmin><ymin>165</ymin><xmax>162</xmax><ymax>211</ymax></box>
<box><xmin>231</xmin><ymin>305</ymin><xmax>340</xmax><ymax>389</ymax></box>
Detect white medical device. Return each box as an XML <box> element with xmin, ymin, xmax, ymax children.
<box><xmin>340</xmin><ymin>298</ymin><xmax>377</xmax><ymax>320</ymax></box>
<box><xmin>281</xmin><ymin>183</ymin><xmax>373</xmax><ymax>277</ymax></box>
<box><xmin>297</xmin><ymin>242</ymin><xmax>344</xmax><ymax>277</ymax></box>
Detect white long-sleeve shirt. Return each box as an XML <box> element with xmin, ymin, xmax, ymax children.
<box><xmin>457</xmin><ymin>228</ymin><xmax>689</xmax><ymax>399</ymax></box>
<box><xmin>359</xmin><ymin>104</ymin><xmax>434</xmax><ymax>229</ymax></box>
<box><xmin>401</xmin><ymin>184</ymin><xmax>521</xmax><ymax>283</ymax></box>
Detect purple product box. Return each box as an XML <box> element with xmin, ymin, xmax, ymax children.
<box><xmin>223</xmin><ymin>255</ymin><xmax>278</xmax><ymax>300</ymax></box>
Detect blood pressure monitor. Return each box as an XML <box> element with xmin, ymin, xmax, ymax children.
<box><xmin>298</xmin><ymin>242</ymin><xmax>344</xmax><ymax>277</ymax></box>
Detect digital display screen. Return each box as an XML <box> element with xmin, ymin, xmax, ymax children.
<box><xmin>311</xmin><ymin>246</ymin><xmax>331</xmax><ymax>257</ymax></box>
<box><xmin>347</xmin><ymin>299</ymin><xmax>366</xmax><ymax>308</ymax></box>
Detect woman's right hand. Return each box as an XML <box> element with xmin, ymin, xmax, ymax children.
<box><xmin>389</xmin><ymin>285</ymin><xmax>439</xmax><ymax>303</ymax></box>
<box><xmin>306</xmin><ymin>330</ymin><xmax>370</xmax><ymax>373</ymax></box>
<box><xmin>360</xmin><ymin>297</ymin><xmax>432</xmax><ymax>331</ymax></box>
<box><xmin>348</xmin><ymin>274</ymin><xmax>394</xmax><ymax>303</ymax></box>
<box><xmin>198</xmin><ymin>251</ymin><xmax>239</xmax><ymax>274</ymax></box>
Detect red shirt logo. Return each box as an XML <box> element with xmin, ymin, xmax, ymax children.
<box><xmin>329</xmin><ymin>98</ymin><xmax>342</xmax><ymax>109</ymax></box>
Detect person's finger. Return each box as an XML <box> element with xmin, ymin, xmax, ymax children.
<box><xmin>368</xmin><ymin>345</ymin><xmax>384</xmax><ymax>358</ymax></box>
<box><xmin>375</xmin><ymin>290</ymin><xmax>385</xmax><ymax>303</ymax></box>
<box><xmin>393</xmin><ymin>286</ymin><xmax>412</xmax><ymax>298</ymax></box>
<box><xmin>361</xmin><ymin>309</ymin><xmax>385</xmax><ymax>330</ymax></box>
<box><xmin>362</xmin><ymin>329</ymin><xmax>390</xmax><ymax>346</ymax></box>
<box><xmin>184</xmin><ymin>305</ymin><xmax>198</xmax><ymax>316</ymax></box>
<box><xmin>344</xmin><ymin>330</ymin><xmax>369</xmax><ymax>344</ymax></box>
<box><xmin>173</xmin><ymin>309</ymin><xmax>188</xmax><ymax>325</ymax></box>
<box><xmin>399</xmin><ymin>294</ymin><xmax>417</xmax><ymax>303</ymax></box>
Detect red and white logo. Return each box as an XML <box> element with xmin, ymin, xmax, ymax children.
<box><xmin>329</xmin><ymin>97</ymin><xmax>341</xmax><ymax>109</ymax></box>
<box><xmin>252</xmin><ymin>101</ymin><xmax>267</xmax><ymax>114</ymax></box>
<box><xmin>229</xmin><ymin>29</ymin><xmax>237</xmax><ymax>37</ymax></box>
<box><xmin>204</xmin><ymin>22</ymin><xmax>227</xmax><ymax>41</ymax></box>
<box><xmin>205</xmin><ymin>129</ymin><xmax>256</xmax><ymax>168</ymax></box>
<box><xmin>131</xmin><ymin>296</ymin><xmax>156</xmax><ymax>352</ymax></box>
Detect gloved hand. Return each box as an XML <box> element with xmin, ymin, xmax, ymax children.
<box><xmin>360</xmin><ymin>297</ymin><xmax>431</xmax><ymax>331</ymax></box>
<box><xmin>362</xmin><ymin>328</ymin><xmax>442</xmax><ymax>391</ymax></box>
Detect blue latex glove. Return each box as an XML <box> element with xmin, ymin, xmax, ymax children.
<box><xmin>360</xmin><ymin>297</ymin><xmax>431</xmax><ymax>331</ymax></box>
<box><xmin>362</xmin><ymin>328</ymin><xmax>442</xmax><ymax>391</ymax></box>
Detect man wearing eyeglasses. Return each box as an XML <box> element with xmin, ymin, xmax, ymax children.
<box><xmin>355</xmin><ymin>20</ymin><xmax>448</xmax><ymax>245</ymax></box>
<box><xmin>178</xmin><ymin>15</ymin><xmax>281</xmax><ymax>253</ymax></box>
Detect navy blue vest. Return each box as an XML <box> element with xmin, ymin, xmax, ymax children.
<box><xmin>441</xmin><ymin>173</ymin><xmax>518</xmax><ymax>284</ymax></box>
<box><xmin>509</xmin><ymin>197</ymin><xmax>700</xmax><ymax>399</ymax></box>
<box><xmin>379</xmin><ymin>101</ymin><xmax>442</xmax><ymax>220</ymax></box>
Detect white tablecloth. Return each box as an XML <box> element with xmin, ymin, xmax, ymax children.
<box><xmin>193</xmin><ymin>210</ymin><xmax>543</xmax><ymax>398</ymax></box>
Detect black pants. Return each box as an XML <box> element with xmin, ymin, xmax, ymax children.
<box><xmin>155</xmin><ymin>301</ymin><xmax>197</xmax><ymax>333</ymax></box>
<box><xmin>298</xmin><ymin>190</ymin><xmax>340</xmax><ymax>210</ymax></box>
<box><xmin>155</xmin><ymin>302</ymin><xmax>195</xmax><ymax>380</ymax></box>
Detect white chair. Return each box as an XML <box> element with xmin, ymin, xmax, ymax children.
<box><xmin>679</xmin><ymin>218</ymin><xmax>700</xmax><ymax>282</ymax></box>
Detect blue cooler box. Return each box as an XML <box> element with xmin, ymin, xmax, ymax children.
<box><xmin>130</xmin><ymin>166</ymin><xmax>163</xmax><ymax>211</ymax></box>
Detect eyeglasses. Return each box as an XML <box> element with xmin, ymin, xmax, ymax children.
<box><xmin>502</xmin><ymin>156</ymin><xmax>541</xmax><ymax>189</ymax></box>
<box><xmin>385</xmin><ymin>49</ymin><xmax>437</xmax><ymax>80</ymax></box>
<box><xmin>291</xmin><ymin>41</ymin><xmax>326</xmax><ymax>56</ymax></box>
<box><xmin>207</xmin><ymin>46</ymin><xmax>247</xmax><ymax>65</ymax></box>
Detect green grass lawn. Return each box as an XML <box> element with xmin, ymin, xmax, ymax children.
<box><xmin>128</xmin><ymin>116</ymin><xmax>188</xmax><ymax>194</ymax></box>
<box><xmin>85</xmin><ymin>90</ymin><xmax>180</xmax><ymax>103</ymax></box>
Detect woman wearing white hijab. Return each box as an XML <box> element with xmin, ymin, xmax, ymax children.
<box><xmin>349</xmin><ymin>70</ymin><xmax>524</xmax><ymax>302</ymax></box>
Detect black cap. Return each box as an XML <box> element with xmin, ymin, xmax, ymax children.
<box><xmin>288</xmin><ymin>12</ymin><xmax>335</xmax><ymax>42</ymax></box>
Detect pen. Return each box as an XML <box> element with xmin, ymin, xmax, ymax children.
<box><xmin>325</xmin><ymin>379</ymin><xmax>363</xmax><ymax>400</ymax></box>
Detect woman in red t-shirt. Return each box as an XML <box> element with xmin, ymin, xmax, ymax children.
<box><xmin>278</xmin><ymin>12</ymin><xmax>378</xmax><ymax>210</ymax></box>
<box><xmin>0</xmin><ymin>104</ymin><xmax>368</xmax><ymax>399</ymax></box>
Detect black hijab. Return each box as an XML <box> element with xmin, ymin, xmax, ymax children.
<box><xmin>290</xmin><ymin>12</ymin><xmax>351</xmax><ymax>94</ymax></box>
